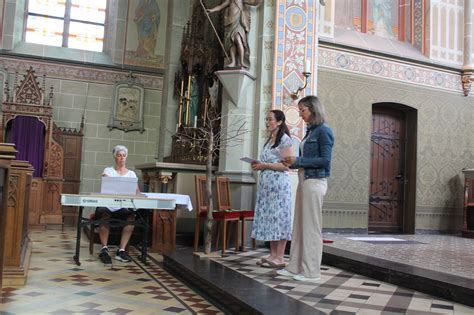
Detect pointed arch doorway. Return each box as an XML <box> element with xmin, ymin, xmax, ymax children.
<box><xmin>369</xmin><ymin>103</ymin><xmax>417</xmax><ymax>234</ymax></box>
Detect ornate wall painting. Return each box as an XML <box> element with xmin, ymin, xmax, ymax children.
<box><xmin>273</xmin><ymin>0</ymin><xmax>318</xmax><ymax>143</ymax></box>
<box><xmin>369</xmin><ymin>0</ymin><xmax>396</xmax><ymax>39</ymax></box>
<box><xmin>124</xmin><ymin>0</ymin><xmax>168</xmax><ymax>69</ymax></box>
<box><xmin>108</xmin><ymin>73</ymin><xmax>145</xmax><ymax>133</ymax></box>
<box><xmin>0</xmin><ymin>68</ymin><xmax>7</xmax><ymax>104</ymax></box>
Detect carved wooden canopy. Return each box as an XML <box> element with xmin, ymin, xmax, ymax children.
<box><xmin>1</xmin><ymin>66</ymin><xmax>54</xmax><ymax>134</ymax></box>
<box><xmin>0</xmin><ymin>67</ymin><xmax>63</xmax><ymax>179</ymax></box>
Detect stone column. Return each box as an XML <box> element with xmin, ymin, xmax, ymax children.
<box><xmin>462</xmin><ymin>0</ymin><xmax>474</xmax><ymax>96</ymax></box>
<box><xmin>273</xmin><ymin>1</ymin><xmax>320</xmax><ymax>138</ymax></box>
<box><xmin>157</xmin><ymin>1</ymin><xmax>193</xmax><ymax>160</ymax></box>
<box><xmin>272</xmin><ymin>0</ymin><xmax>321</xmax><ymax>204</ymax></box>
<box><xmin>215</xmin><ymin>2</ymin><xmax>275</xmax><ymax>212</ymax></box>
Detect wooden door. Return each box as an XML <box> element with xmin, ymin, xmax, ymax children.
<box><xmin>369</xmin><ymin>108</ymin><xmax>406</xmax><ymax>233</ymax></box>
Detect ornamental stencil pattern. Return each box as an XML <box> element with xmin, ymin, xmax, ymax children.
<box><xmin>273</xmin><ymin>0</ymin><xmax>318</xmax><ymax>143</ymax></box>
<box><xmin>318</xmin><ymin>47</ymin><xmax>463</xmax><ymax>92</ymax></box>
<box><xmin>413</xmin><ymin>0</ymin><xmax>424</xmax><ymax>52</ymax></box>
<box><xmin>0</xmin><ymin>58</ymin><xmax>162</xmax><ymax>90</ymax></box>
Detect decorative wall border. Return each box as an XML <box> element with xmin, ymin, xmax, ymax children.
<box><xmin>413</xmin><ymin>0</ymin><xmax>425</xmax><ymax>53</ymax></box>
<box><xmin>0</xmin><ymin>57</ymin><xmax>163</xmax><ymax>90</ymax></box>
<box><xmin>318</xmin><ymin>46</ymin><xmax>463</xmax><ymax>93</ymax></box>
<box><xmin>273</xmin><ymin>0</ymin><xmax>318</xmax><ymax>142</ymax></box>
<box><xmin>416</xmin><ymin>205</ymin><xmax>462</xmax><ymax>214</ymax></box>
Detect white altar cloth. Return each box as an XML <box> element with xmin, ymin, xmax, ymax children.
<box><xmin>143</xmin><ymin>193</ymin><xmax>193</xmax><ymax>211</ymax></box>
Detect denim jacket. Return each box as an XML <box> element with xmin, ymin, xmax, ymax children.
<box><xmin>291</xmin><ymin>122</ymin><xmax>334</xmax><ymax>179</ymax></box>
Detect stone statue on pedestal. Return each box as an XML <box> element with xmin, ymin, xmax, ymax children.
<box><xmin>207</xmin><ymin>0</ymin><xmax>262</xmax><ymax>69</ymax></box>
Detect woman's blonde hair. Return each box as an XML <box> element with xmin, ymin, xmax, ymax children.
<box><xmin>298</xmin><ymin>95</ymin><xmax>326</xmax><ymax>126</ymax></box>
<box><xmin>112</xmin><ymin>145</ymin><xmax>128</xmax><ymax>157</ymax></box>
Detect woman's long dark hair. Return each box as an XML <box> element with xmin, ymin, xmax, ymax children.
<box><xmin>265</xmin><ymin>109</ymin><xmax>291</xmax><ymax>149</ymax></box>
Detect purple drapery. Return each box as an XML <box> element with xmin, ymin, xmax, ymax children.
<box><xmin>8</xmin><ymin>116</ymin><xmax>45</xmax><ymax>177</ymax></box>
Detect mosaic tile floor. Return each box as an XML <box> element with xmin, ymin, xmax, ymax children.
<box><xmin>0</xmin><ymin>229</ymin><xmax>222</xmax><ymax>315</ymax></box>
<box><xmin>211</xmin><ymin>248</ymin><xmax>474</xmax><ymax>314</ymax></box>
<box><xmin>324</xmin><ymin>234</ymin><xmax>474</xmax><ymax>279</ymax></box>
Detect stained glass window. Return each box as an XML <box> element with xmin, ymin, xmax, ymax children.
<box><xmin>71</xmin><ymin>0</ymin><xmax>106</xmax><ymax>24</ymax></box>
<box><xmin>25</xmin><ymin>0</ymin><xmax>107</xmax><ymax>52</ymax></box>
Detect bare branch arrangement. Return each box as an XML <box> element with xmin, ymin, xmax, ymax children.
<box><xmin>172</xmin><ymin>107</ymin><xmax>250</xmax><ymax>254</ymax></box>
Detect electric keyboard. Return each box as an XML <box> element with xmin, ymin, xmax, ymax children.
<box><xmin>61</xmin><ymin>194</ymin><xmax>176</xmax><ymax>209</ymax></box>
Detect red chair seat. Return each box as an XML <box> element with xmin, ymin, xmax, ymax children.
<box><xmin>214</xmin><ymin>211</ymin><xmax>241</xmax><ymax>219</ymax></box>
<box><xmin>240</xmin><ymin>210</ymin><xmax>254</xmax><ymax>218</ymax></box>
<box><xmin>199</xmin><ymin>211</ymin><xmax>241</xmax><ymax>219</ymax></box>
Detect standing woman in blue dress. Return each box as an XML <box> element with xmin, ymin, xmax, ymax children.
<box><xmin>251</xmin><ymin>109</ymin><xmax>293</xmax><ymax>268</ymax></box>
<box><xmin>279</xmin><ymin>95</ymin><xmax>334</xmax><ymax>281</ymax></box>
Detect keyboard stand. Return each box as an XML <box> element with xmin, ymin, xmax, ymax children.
<box><xmin>73</xmin><ymin>206</ymin><xmax>150</xmax><ymax>266</ymax></box>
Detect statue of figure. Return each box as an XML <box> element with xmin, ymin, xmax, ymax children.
<box><xmin>208</xmin><ymin>78</ymin><xmax>219</xmax><ymax>108</ymax></box>
<box><xmin>189</xmin><ymin>76</ymin><xmax>200</xmax><ymax>126</ymax></box>
<box><xmin>134</xmin><ymin>0</ymin><xmax>161</xmax><ymax>58</ymax></box>
<box><xmin>207</xmin><ymin>0</ymin><xmax>262</xmax><ymax>69</ymax></box>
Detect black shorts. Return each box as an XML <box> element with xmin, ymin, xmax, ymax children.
<box><xmin>94</xmin><ymin>207</ymin><xmax>135</xmax><ymax>223</ymax></box>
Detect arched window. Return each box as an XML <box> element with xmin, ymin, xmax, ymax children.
<box><xmin>24</xmin><ymin>0</ymin><xmax>107</xmax><ymax>52</ymax></box>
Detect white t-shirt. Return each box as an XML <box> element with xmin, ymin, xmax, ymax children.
<box><xmin>103</xmin><ymin>167</ymin><xmax>137</xmax><ymax>178</ymax></box>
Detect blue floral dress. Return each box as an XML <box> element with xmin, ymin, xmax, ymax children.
<box><xmin>251</xmin><ymin>134</ymin><xmax>292</xmax><ymax>241</ymax></box>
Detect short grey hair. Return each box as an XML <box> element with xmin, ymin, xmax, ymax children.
<box><xmin>298</xmin><ymin>95</ymin><xmax>326</xmax><ymax>126</ymax></box>
<box><xmin>112</xmin><ymin>145</ymin><xmax>128</xmax><ymax>157</ymax></box>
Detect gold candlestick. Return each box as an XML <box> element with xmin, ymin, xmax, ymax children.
<box><xmin>203</xmin><ymin>97</ymin><xmax>209</xmax><ymax>127</ymax></box>
<box><xmin>185</xmin><ymin>75</ymin><xmax>192</xmax><ymax>125</ymax></box>
<box><xmin>178</xmin><ymin>79</ymin><xmax>184</xmax><ymax>126</ymax></box>
<box><xmin>290</xmin><ymin>71</ymin><xmax>311</xmax><ymax>100</ymax></box>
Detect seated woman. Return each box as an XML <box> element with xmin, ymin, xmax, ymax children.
<box><xmin>95</xmin><ymin>145</ymin><xmax>139</xmax><ymax>266</ymax></box>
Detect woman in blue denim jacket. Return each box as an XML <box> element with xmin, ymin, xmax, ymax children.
<box><xmin>277</xmin><ymin>95</ymin><xmax>334</xmax><ymax>282</ymax></box>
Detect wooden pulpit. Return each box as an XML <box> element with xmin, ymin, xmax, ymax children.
<box><xmin>0</xmin><ymin>143</ymin><xmax>17</xmax><ymax>292</ymax></box>
<box><xmin>3</xmin><ymin>160</ymin><xmax>34</xmax><ymax>285</ymax></box>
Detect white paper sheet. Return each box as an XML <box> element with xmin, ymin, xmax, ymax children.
<box><xmin>240</xmin><ymin>156</ymin><xmax>259</xmax><ymax>164</ymax></box>
<box><xmin>100</xmin><ymin>176</ymin><xmax>138</xmax><ymax>195</ymax></box>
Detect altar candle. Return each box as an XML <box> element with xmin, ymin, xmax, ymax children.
<box><xmin>194</xmin><ymin>116</ymin><xmax>197</xmax><ymax>128</ymax></box>
<box><xmin>178</xmin><ymin>79</ymin><xmax>184</xmax><ymax>126</ymax></box>
<box><xmin>186</xmin><ymin>75</ymin><xmax>192</xmax><ymax>125</ymax></box>
<box><xmin>305</xmin><ymin>60</ymin><xmax>311</xmax><ymax>73</ymax></box>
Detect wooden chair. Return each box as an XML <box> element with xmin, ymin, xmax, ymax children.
<box><xmin>194</xmin><ymin>175</ymin><xmax>240</xmax><ymax>256</ymax></box>
<box><xmin>216</xmin><ymin>176</ymin><xmax>256</xmax><ymax>251</ymax></box>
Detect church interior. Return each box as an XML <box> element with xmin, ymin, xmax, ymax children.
<box><xmin>0</xmin><ymin>0</ymin><xmax>473</xmax><ymax>314</ymax></box>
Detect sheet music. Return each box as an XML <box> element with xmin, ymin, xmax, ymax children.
<box><xmin>100</xmin><ymin>176</ymin><xmax>137</xmax><ymax>195</ymax></box>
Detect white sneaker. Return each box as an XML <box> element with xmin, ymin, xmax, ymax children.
<box><xmin>276</xmin><ymin>269</ymin><xmax>295</xmax><ymax>277</ymax></box>
<box><xmin>293</xmin><ymin>274</ymin><xmax>321</xmax><ymax>282</ymax></box>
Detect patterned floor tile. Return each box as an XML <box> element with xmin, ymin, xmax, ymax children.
<box><xmin>0</xmin><ymin>229</ymin><xmax>222</xmax><ymax>315</ymax></box>
<box><xmin>210</xmin><ymin>248</ymin><xmax>474</xmax><ymax>315</ymax></box>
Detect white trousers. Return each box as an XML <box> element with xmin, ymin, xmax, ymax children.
<box><xmin>286</xmin><ymin>170</ymin><xmax>327</xmax><ymax>278</ymax></box>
